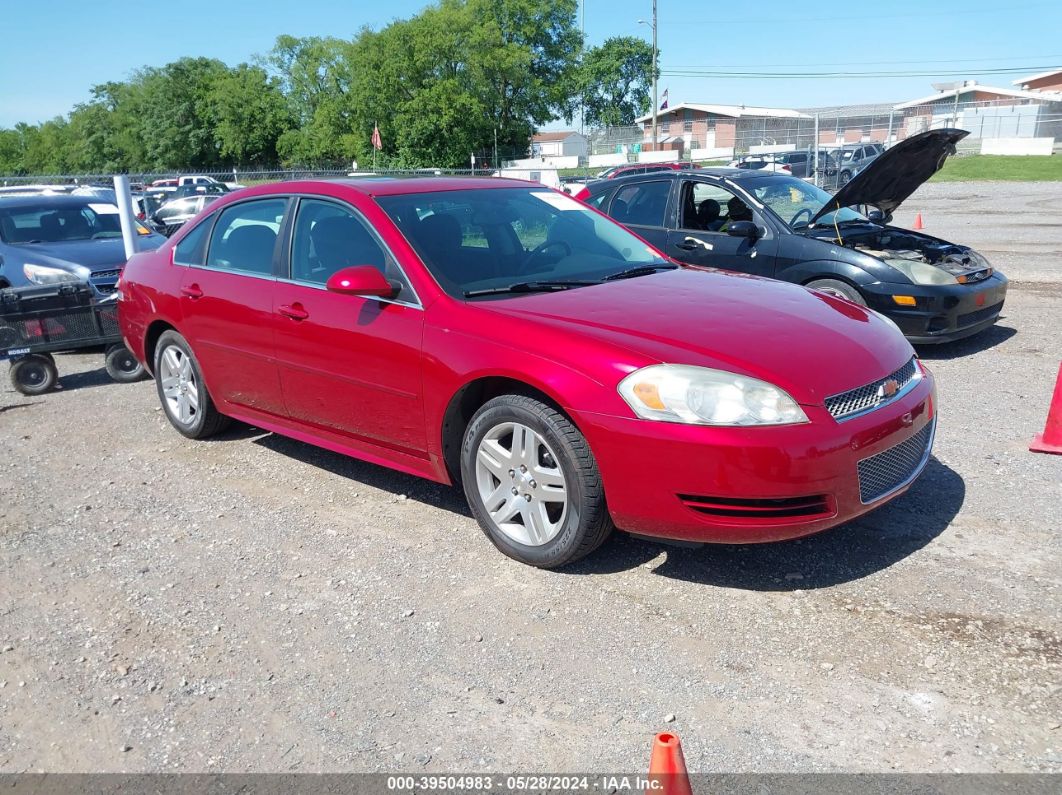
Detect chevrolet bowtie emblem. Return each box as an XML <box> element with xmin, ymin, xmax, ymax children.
<box><xmin>878</xmin><ymin>378</ymin><xmax>900</xmax><ymax>399</ymax></box>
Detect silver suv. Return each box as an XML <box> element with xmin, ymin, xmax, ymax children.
<box><xmin>834</xmin><ymin>143</ymin><xmax>885</xmax><ymax>185</ymax></box>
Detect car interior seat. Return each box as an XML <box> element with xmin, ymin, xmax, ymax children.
<box><xmin>414</xmin><ymin>213</ymin><xmax>465</xmax><ymax>280</ymax></box>
<box><xmin>222</xmin><ymin>224</ymin><xmax>277</xmax><ymax>274</ymax></box>
<box><xmin>308</xmin><ymin>214</ymin><xmax>385</xmax><ymax>280</ymax></box>
<box><xmin>697</xmin><ymin>199</ymin><xmax>722</xmax><ymax>231</ymax></box>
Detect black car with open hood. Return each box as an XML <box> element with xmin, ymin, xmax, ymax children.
<box><xmin>578</xmin><ymin>129</ymin><xmax>1007</xmax><ymax>345</ymax></box>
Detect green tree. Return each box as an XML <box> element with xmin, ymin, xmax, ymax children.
<box><xmin>208</xmin><ymin>65</ymin><xmax>293</xmax><ymax>166</ymax></box>
<box><xmin>578</xmin><ymin>36</ymin><xmax>655</xmax><ymax>128</ymax></box>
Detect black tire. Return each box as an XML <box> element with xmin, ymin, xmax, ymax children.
<box><xmin>10</xmin><ymin>354</ymin><xmax>58</xmax><ymax>396</ymax></box>
<box><xmin>153</xmin><ymin>330</ymin><xmax>230</xmax><ymax>439</ymax></box>
<box><xmin>839</xmin><ymin>170</ymin><xmax>853</xmax><ymax>186</ymax></box>
<box><xmin>806</xmin><ymin>278</ymin><xmax>867</xmax><ymax>306</ymax></box>
<box><xmin>104</xmin><ymin>344</ymin><xmax>147</xmax><ymax>383</ymax></box>
<box><xmin>461</xmin><ymin>394</ymin><xmax>613</xmax><ymax>569</ymax></box>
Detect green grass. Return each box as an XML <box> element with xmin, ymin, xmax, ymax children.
<box><xmin>930</xmin><ymin>154</ymin><xmax>1062</xmax><ymax>182</ymax></box>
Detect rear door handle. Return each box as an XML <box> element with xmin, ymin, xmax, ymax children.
<box><xmin>278</xmin><ymin>303</ymin><xmax>309</xmax><ymax>321</ymax></box>
<box><xmin>181</xmin><ymin>284</ymin><xmax>203</xmax><ymax>299</ymax></box>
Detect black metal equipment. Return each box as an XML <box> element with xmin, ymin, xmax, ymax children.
<box><xmin>0</xmin><ymin>283</ymin><xmax>146</xmax><ymax>395</ymax></box>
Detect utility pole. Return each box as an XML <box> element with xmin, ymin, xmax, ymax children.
<box><xmin>639</xmin><ymin>1</ymin><xmax>658</xmax><ymax>153</ymax></box>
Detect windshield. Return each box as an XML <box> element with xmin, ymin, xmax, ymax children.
<box><xmin>744</xmin><ymin>176</ymin><xmax>866</xmax><ymax>229</ymax></box>
<box><xmin>0</xmin><ymin>201</ymin><xmax>124</xmax><ymax>243</ymax></box>
<box><xmin>376</xmin><ymin>187</ymin><xmax>669</xmax><ymax>298</ymax></box>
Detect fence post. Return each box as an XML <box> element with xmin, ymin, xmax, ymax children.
<box><xmin>812</xmin><ymin>113</ymin><xmax>820</xmax><ymax>188</ymax></box>
<box><xmin>886</xmin><ymin>111</ymin><xmax>894</xmax><ymax>147</ymax></box>
<box><xmin>112</xmin><ymin>175</ymin><xmax>139</xmax><ymax>260</ymax></box>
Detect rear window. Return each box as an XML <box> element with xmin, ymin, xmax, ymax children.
<box><xmin>173</xmin><ymin>217</ymin><xmax>214</xmax><ymax>266</ymax></box>
<box><xmin>205</xmin><ymin>199</ymin><xmax>285</xmax><ymax>276</ymax></box>
<box><xmin>612</xmin><ymin>181</ymin><xmax>670</xmax><ymax>227</ymax></box>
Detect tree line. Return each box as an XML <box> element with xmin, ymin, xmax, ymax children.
<box><xmin>0</xmin><ymin>0</ymin><xmax>655</xmax><ymax>176</ymax></box>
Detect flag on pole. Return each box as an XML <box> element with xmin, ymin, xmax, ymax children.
<box><xmin>659</xmin><ymin>89</ymin><xmax>669</xmax><ymax>111</ymax></box>
<box><xmin>371</xmin><ymin>122</ymin><xmax>383</xmax><ymax>151</ymax></box>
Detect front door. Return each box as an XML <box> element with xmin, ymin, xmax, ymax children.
<box><xmin>178</xmin><ymin>197</ymin><xmax>288</xmax><ymax>416</ymax></box>
<box><xmin>273</xmin><ymin>198</ymin><xmax>427</xmax><ymax>455</ymax></box>
<box><xmin>664</xmin><ymin>179</ymin><xmax>777</xmax><ymax>277</ymax></box>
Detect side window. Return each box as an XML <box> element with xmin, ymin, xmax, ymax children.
<box><xmin>586</xmin><ymin>191</ymin><xmax>609</xmax><ymax>209</ymax></box>
<box><xmin>290</xmin><ymin>199</ymin><xmax>414</xmax><ymax>301</ymax></box>
<box><xmin>173</xmin><ymin>216</ymin><xmax>214</xmax><ymax>266</ymax></box>
<box><xmin>680</xmin><ymin>181</ymin><xmax>746</xmax><ymax>233</ymax></box>
<box><xmin>206</xmin><ymin>198</ymin><xmax>285</xmax><ymax>277</ymax></box>
<box><xmin>612</xmin><ymin>180</ymin><xmax>670</xmax><ymax>227</ymax></box>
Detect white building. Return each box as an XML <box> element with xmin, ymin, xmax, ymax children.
<box><xmin>530</xmin><ymin>131</ymin><xmax>589</xmax><ymax>158</ymax></box>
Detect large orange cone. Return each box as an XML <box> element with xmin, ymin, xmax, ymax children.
<box><xmin>647</xmin><ymin>732</ymin><xmax>693</xmax><ymax>795</ymax></box>
<box><xmin>913</xmin><ymin>212</ymin><xmax>924</xmax><ymax>230</ymax></box>
<box><xmin>1030</xmin><ymin>363</ymin><xmax>1062</xmax><ymax>454</ymax></box>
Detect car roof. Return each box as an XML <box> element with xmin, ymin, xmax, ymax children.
<box><xmin>586</xmin><ymin>167</ymin><xmax>775</xmax><ymax>191</ymax></box>
<box><xmin>230</xmin><ymin>176</ymin><xmax>544</xmax><ymax>200</ymax></box>
<box><xmin>0</xmin><ymin>194</ymin><xmax>115</xmax><ymax>209</ymax></box>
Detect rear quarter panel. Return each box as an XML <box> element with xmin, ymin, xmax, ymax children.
<box><xmin>118</xmin><ymin>247</ymin><xmax>185</xmax><ymax>370</ymax></box>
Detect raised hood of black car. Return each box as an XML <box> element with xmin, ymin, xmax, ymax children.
<box><xmin>810</xmin><ymin>129</ymin><xmax>969</xmax><ymax>225</ymax></box>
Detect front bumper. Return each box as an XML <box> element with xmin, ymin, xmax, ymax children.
<box><xmin>863</xmin><ymin>272</ymin><xmax>1008</xmax><ymax>344</ymax></box>
<box><xmin>573</xmin><ymin>371</ymin><xmax>936</xmax><ymax>543</ymax></box>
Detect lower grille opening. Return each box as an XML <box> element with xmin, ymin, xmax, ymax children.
<box><xmin>678</xmin><ymin>494</ymin><xmax>831</xmax><ymax>520</ymax></box>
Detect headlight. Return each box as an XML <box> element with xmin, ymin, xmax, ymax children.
<box><xmin>618</xmin><ymin>365</ymin><xmax>808</xmax><ymax>426</ymax></box>
<box><xmin>883</xmin><ymin>258</ymin><xmax>957</xmax><ymax>286</ymax></box>
<box><xmin>23</xmin><ymin>263</ymin><xmax>87</xmax><ymax>285</ymax></box>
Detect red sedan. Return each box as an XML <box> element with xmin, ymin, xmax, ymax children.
<box><xmin>118</xmin><ymin>177</ymin><xmax>936</xmax><ymax>569</ymax></box>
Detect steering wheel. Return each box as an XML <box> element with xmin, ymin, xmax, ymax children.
<box><xmin>790</xmin><ymin>207</ymin><xmax>814</xmax><ymax>227</ymax></box>
<box><xmin>519</xmin><ymin>240</ymin><xmax>571</xmax><ymax>274</ymax></box>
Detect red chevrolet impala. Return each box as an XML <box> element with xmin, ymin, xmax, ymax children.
<box><xmin>118</xmin><ymin>178</ymin><xmax>936</xmax><ymax>568</ymax></box>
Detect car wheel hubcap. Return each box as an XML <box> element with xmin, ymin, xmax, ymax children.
<box><xmin>475</xmin><ymin>422</ymin><xmax>568</xmax><ymax>546</ymax></box>
<box><xmin>159</xmin><ymin>346</ymin><xmax>199</xmax><ymax>426</ymax></box>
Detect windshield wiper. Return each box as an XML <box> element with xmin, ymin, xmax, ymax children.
<box><xmin>601</xmin><ymin>263</ymin><xmax>678</xmax><ymax>282</ymax></box>
<box><xmin>464</xmin><ymin>280</ymin><xmax>599</xmax><ymax>298</ymax></box>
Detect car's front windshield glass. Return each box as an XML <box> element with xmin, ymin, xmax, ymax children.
<box><xmin>376</xmin><ymin>187</ymin><xmax>669</xmax><ymax>299</ymax></box>
<box><xmin>0</xmin><ymin>201</ymin><xmax>124</xmax><ymax>243</ymax></box>
<box><xmin>745</xmin><ymin>176</ymin><xmax>866</xmax><ymax>229</ymax></box>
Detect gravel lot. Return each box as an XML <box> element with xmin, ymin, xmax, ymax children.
<box><xmin>1</xmin><ymin>181</ymin><xmax>1060</xmax><ymax>774</ymax></box>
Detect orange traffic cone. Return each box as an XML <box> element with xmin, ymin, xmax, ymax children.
<box><xmin>647</xmin><ymin>732</ymin><xmax>693</xmax><ymax>795</ymax></box>
<box><xmin>913</xmin><ymin>212</ymin><xmax>924</xmax><ymax>230</ymax></box>
<box><xmin>1030</xmin><ymin>363</ymin><xmax>1062</xmax><ymax>454</ymax></box>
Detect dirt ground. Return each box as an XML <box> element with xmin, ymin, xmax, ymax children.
<box><xmin>1</xmin><ymin>181</ymin><xmax>1060</xmax><ymax>774</ymax></box>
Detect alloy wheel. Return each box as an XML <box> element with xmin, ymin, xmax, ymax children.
<box><xmin>474</xmin><ymin>422</ymin><xmax>568</xmax><ymax>546</ymax></box>
<box><xmin>159</xmin><ymin>345</ymin><xmax>199</xmax><ymax>426</ymax></box>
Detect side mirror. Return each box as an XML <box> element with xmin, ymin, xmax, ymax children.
<box><xmin>726</xmin><ymin>220</ymin><xmax>760</xmax><ymax>239</ymax></box>
<box><xmin>325</xmin><ymin>265</ymin><xmax>398</xmax><ymax>298</ymax></box>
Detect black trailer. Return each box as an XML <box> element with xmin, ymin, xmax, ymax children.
<box><xmin>0</xmin><ymin>283</ymin><xmax>145</xmax><ymax>395</ymax></box>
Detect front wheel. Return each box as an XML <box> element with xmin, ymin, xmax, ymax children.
<box><xmin>153</xmin><ymin>331</ymin><xmax>230</xmax><ymax>439</ymax></box>
<box><xmin>806</xmin><ymin>278</ymin><xmax>867</xmax><ymax>306</ymax></box>
<box><xmin>461</xmin><ymin>394</ymin><xmax>613</xmax><ymax>569</ymax></box>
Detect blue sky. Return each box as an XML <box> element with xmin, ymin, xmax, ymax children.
<box><xmin>1</xmin><ymin>0</ymin><xmax>1059</xmax><ymax>128</ymax></box>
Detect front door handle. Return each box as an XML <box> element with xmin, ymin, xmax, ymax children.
<box><xmin>676</xmin><ymin>236</ymin><xmax>713</xmax><ymax>252</ymax></box>
<box><xmin>181</xmin><ymin>283</ymin><xmax>203</xmax><ymax>299</ymax></box>
<box><xmin>278</xmin><ymin>303</ymin><xmax>309</xmax><ymax>321</ymax></box>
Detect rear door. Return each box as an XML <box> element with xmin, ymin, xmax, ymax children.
<box><xmin>605</xmin><ymin>179</ymin><xmax>672</xmax><ymax>251</ymax></box>
<box><xmin>273</xmin><ymin>197</ymin><xmax>427</xmax><ymax>454</ymax></box>
<box><xmin>177</xmin><ymin>196</ymin><xmax>288</xmax><ymax>417</ymax></box>
<box><xmin>663</xmin><ymin>178</ymin><xmax>777</xmax><ymax>277</ymax></box>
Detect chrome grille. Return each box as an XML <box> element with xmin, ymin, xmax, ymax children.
<box><xmin>825</xmin><ymin>357</ymin><xmax>918</xmax><ymax>420</ymax></box>
<box><xmin>857</xmin><ymin>420</ymin><xmax>934</xmax><ymax>504</ymax></box>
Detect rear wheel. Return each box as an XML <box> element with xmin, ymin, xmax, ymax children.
<box><xmin>154</xmin><ymin>331</ymin><xmax>230</xmax><ymax>439</ymax></box>
<box><xmin>104</xmin><ymin>344</ymin><xmax>147</xmax><ymax>383</ymax></box>
<box><xmin>10</xmin><ymin>354</ymin><xmax>58</xmax><ymax>396</ymax></box>
<box><xmin>461</xmin><ymin>394</ymin><xmax>613</xmax><ymax>569</ymax></box>
<box><xmin>839</xmin><ymin>170</ymin><xmax>853</xmax><ymax>186</ymax></box>
<box><xmin>806</xmin><ymin>278</ymin><xmax>867</xmax><ymax>306</ymax></box>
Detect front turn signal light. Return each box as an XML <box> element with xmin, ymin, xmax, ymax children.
<box><xmin>892</xmin><ymin>295</ymin><xmax>917</xmax><ymax>306</ymax></box>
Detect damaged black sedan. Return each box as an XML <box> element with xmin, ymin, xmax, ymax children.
<box><xmin>579</xmin><ymin>129</ymin><xmax>1007</xmax><ymax>344</ymax></box>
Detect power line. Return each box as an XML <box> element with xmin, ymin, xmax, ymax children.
<box><xmin>659</xmin><ymin>66</ymin><xmax>1057</xmax><ymax>79</ymax></box>
<box><xmin>663</xmin><ymin>55</ymin><xmax>1062</xmax><ymax>69</ymax></box>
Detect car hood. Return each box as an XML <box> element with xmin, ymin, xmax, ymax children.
<box><xmin>11</xmin><ymin>236</ymin><xmax>164</xmax><ymax>271</ymax></box>
<box><xmin>482</xmin><ymin>268</ymin><xmax>914</xmax><ymax>405</ymax></box>
<box><xmin>11</xmin><ymin>238</ymin><xmax>132</xmax><ymax>272</ymax></box>
<box><xmin>810</xmin><ymin>129</ymin><xmax>969</xmax><ymax>225</ymax></box>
